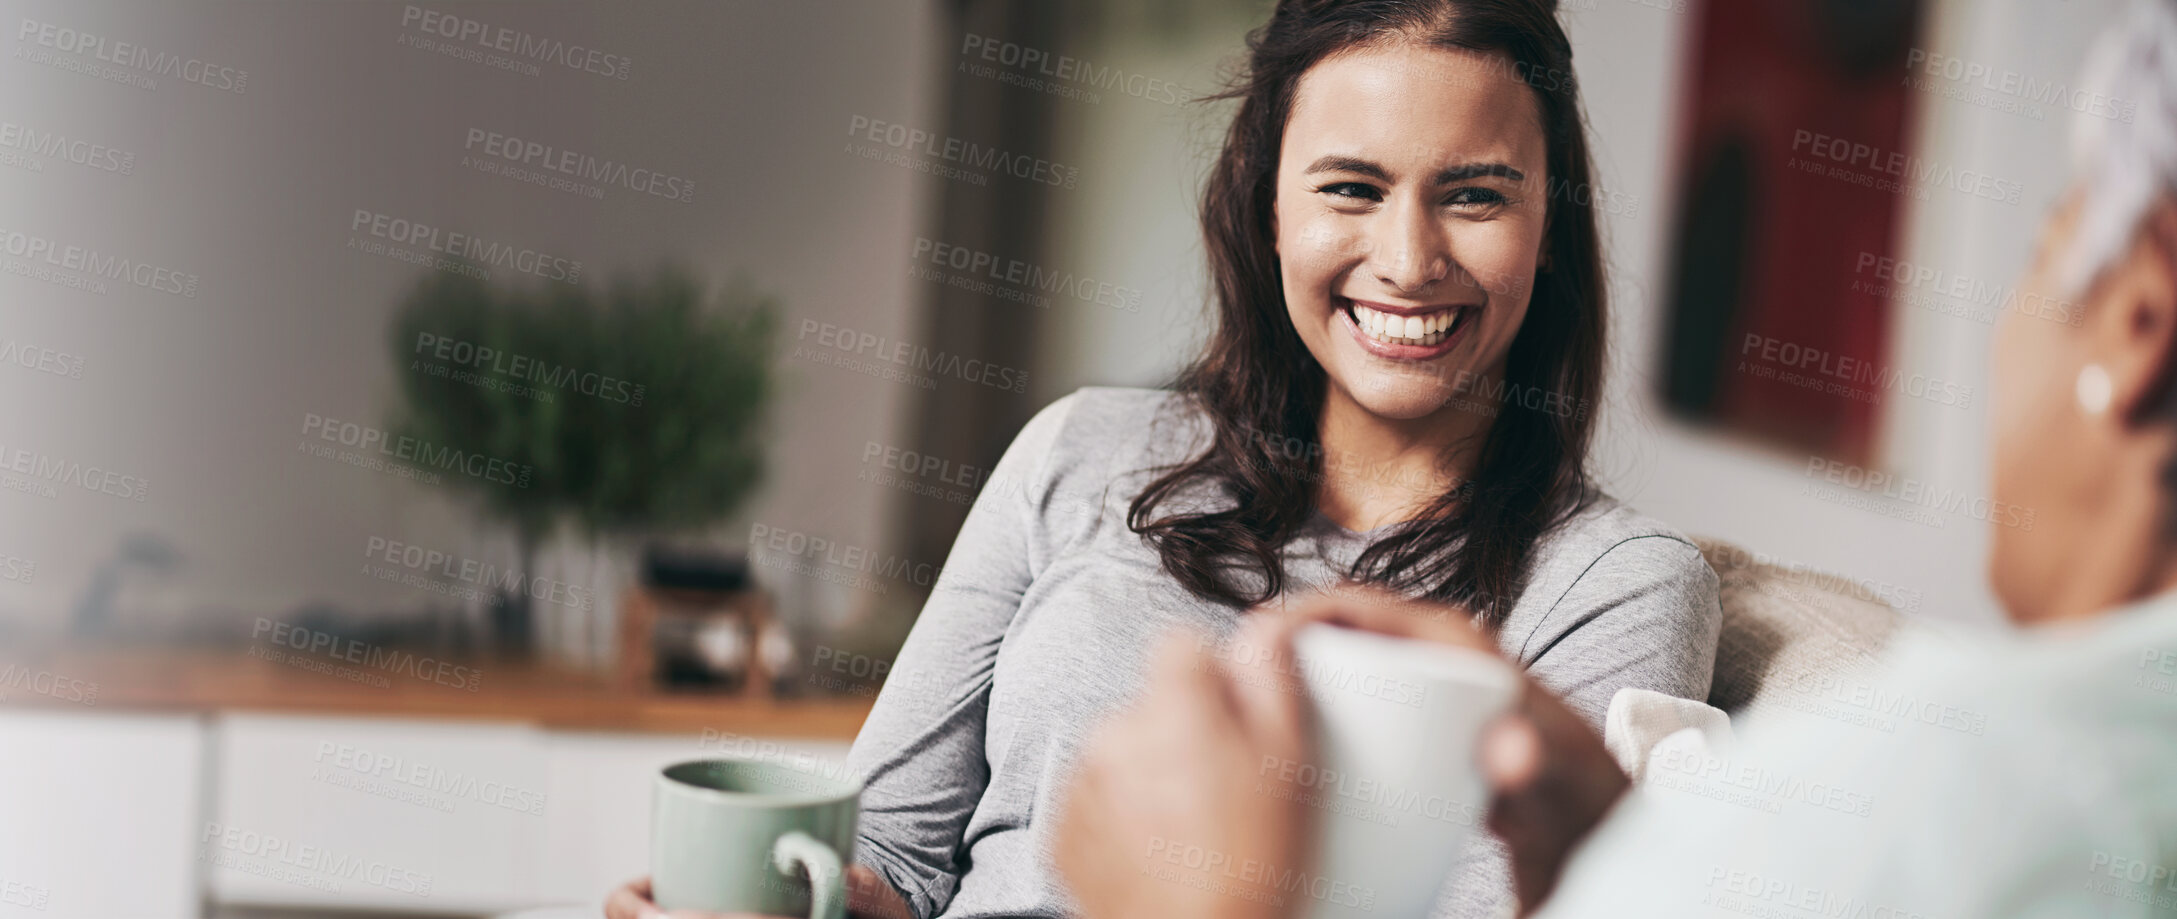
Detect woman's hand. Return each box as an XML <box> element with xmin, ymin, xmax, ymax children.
<box><xmin>605</xmin><ymin>866</ymin><xmax>915</xmax><ymax>919</ymax></box>
<box><xmin>1053</xmin><ymin>612</ymin><xmax>1318</xmax><ymax>919</ymax></box>
<box><xmin>605</xmin><ymin>876</ymin><xmax>756</xmax><ymax>919</ymax></box>
<box><xmin>1279</xmin><ymin>585</ymin><xmax>1630</xmax><ymax>916</ymax></box>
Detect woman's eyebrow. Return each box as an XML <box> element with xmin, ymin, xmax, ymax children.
<box><xmin>1435</xmin><ymin>162</ymin><xmax>1524</xmax><ymax>183</ymax></box>
<box><xmin>1304</xmin><ymin>155</ymin><xmax>1392</xmax><ymax>181</ymax></box>
<box><xmin>1301</xmin><ymin>155</ymin><xmax>1525</xmax><ymax>184</ymax></box>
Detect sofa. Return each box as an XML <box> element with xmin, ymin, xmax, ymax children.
<box><xmin>1695</xmin><ymin>537</ymin><xmax>1916</xmax><ymax>714</ymax></box>
<box><xmin>1601</xmin><ymin>537</ymin><xmax>1926</xmax><ymax>781</ymax></box>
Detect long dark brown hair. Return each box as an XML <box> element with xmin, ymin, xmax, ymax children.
<box><xmin>1127</xmin><ymin>0</ymin><xmax>1606</xmax><ymax>626</ymax></box>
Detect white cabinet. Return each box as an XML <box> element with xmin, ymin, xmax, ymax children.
<box><xmin>206</xmin><ymin>714</ymin><xmax>548</xmax><ymax>914</ymax></box>
<box><xmin>208</xmin><ymin>714</ymin><xmax>852</xmax><ymax>915</ymax></box>
<box><xmin>0</xmin><ymin>710</ymin><xmax>204</xmax><ymax>919</ymax></box>
<box><xmin>0</xmin><ymin>708</ymin><xmax>854</xmax><ymax>917</ymax></box>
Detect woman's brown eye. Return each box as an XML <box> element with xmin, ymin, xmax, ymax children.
<box><xmin>1321</xmin><ymin>182</ymin><xmax>1382</xmax><ymax>202</ymax></box>
<box><xmin>1447</xmin><ymin>187</ymin><xmax>1507</xmax><ymax>207</ymax></box>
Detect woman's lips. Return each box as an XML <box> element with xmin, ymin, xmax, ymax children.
<box><xmin>1337</xmin><ymin>297</ymin><xmax>1473</xmax><ymax>360</ymax></box>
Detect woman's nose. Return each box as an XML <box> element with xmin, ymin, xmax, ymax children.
<box><xmin>1364</xmin><ymin>199</ymin><xmax>1451</xmax><ymax>295</ymax></box>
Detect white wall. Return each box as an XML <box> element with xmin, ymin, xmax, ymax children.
<box><xmin>0</xmin><ymin>1</ymin><xmax>941</xmax><ymax>638</ymax></box>
<box><xmin>1035</xmin><ymin>6</ymin><xmax>1257</xmax><ymax>402</ymax></box>
<box><xmin>1573</xmin><ymin>0</ymin><xmax>2121</xmax><ymax>624</ymax></box>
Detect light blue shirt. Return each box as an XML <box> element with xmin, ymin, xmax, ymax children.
<box><xmin>1538</xmin><ymin>593</ymin><xmax>2177</xmax><ymax>918</ymax></box>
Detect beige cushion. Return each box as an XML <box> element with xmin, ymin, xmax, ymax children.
<box><xmin>1694</xmin><ymin>537</ymin><xmax>1910</xmax><ymax>714</ymax></box>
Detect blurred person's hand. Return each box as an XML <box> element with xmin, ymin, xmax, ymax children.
<box><xmin>1476</xmin><ymin>671</ymin><xmax>1628</xmax><ymax>915</ymax></box>
<box><xmin>1277</xmin><ymin>586</ymin><xmax>1631</xmax><ymax>917</ymax></box>
<box><xmin>1054</xmin><ymin>613</ymin><xmax>1318</xmax><ymax>919</ymax></box>
<box><xmin>604</xmin><ymin>867</ymin><xmax>913</xmax><ymax>919</ymax></box>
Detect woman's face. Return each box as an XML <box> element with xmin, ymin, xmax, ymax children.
<box><xmin>1989</xmin><ymin>193</ymin><xmax>2095</xmax><ymax>621</ymax></box>
<box><xmin>1273</xmin><ymin>43</ymin><xmax>1551</xmax><ymax>421</ymax></box>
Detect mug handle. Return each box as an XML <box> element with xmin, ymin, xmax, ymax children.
<box><xmin>771</xmin><ymin>830</ymin><xmax>846</xmax><ymax>919</ymax></box>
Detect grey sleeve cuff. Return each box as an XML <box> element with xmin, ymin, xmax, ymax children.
<box><xmin>856</xmin><ymin>842</ymin><xmax>955</xmax><ymax>919</ymax></box>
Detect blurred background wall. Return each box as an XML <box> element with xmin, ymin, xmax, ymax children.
<box><xmin>1575</xmin><ymin>0</ymin><xmax>2118</xmax><ymax>626</ymax></box>
<box><xmin>0</xmin><ymin>0</ymin><xmax>2116</xmax><ymax>656</ymax></box>
<box><xmin>0</xmin><ymin>0</ymin><xmax>944</xmax><ymax>653</ymax></box>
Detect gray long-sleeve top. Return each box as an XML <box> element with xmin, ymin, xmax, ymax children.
<box><xmin>841</xmin><ymin>387</ymin><xmax>1722</xmax><ymax>919</ymax></box>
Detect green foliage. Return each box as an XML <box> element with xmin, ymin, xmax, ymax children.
<box><xmin>386</xmin><ymin>265</ymin><xmax>778</xmax><ymax>546</ymax></box>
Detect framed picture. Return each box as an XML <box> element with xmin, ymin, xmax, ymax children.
<box><xmin>1658</xmin><ymin>0</ymin><xmax>1927</xmax><ymax>464</ymax></box>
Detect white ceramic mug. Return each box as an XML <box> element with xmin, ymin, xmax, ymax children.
<box><xmin>1286</xmin><ymin>623</ymin><xmax>1518</xmax><ymax>919</ymax></box>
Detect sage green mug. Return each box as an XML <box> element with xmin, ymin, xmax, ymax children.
<box><xmin>650</xmin><ymin>758</ymin><xmax>861</xmax><ymax>919</ymax></box>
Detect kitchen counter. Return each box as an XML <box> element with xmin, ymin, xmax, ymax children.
<box><xmin>0</xmin><ymin>645</ymin><xmax>874</xmax><ymax>738</ymax></box>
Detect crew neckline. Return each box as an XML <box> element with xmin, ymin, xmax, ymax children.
<box><xmin>1307</xmin><ymin>507</ymin><xmax>1406</xmax><ymax>540</ymax></box>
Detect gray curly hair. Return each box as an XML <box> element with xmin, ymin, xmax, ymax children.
<box><xmin>2063</xmin><ymin>0</ymin><xmax>2177</xmax><ymax>294</ymax></box>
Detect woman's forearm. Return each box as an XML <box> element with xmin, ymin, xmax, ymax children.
<box><xmin>847</xmin><ymin>864</ymin><xmax>917</xmax><ymax>919</ymax></box>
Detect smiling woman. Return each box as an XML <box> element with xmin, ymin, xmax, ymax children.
<box><xmin>1137</xmin><ymin>0</ymin><xmax>1612</xmax><ymax>628</ymax></box>
<box><xmin>608</xmin><ymin>2</ymin><xmax>1721</xmax><ymax>919</ymax></box>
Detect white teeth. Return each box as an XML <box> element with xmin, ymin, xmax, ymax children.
<box><xmin>1351</xmin><ymin>303</ymin><xmax>1463</xmax><ymax>347</ymax></box>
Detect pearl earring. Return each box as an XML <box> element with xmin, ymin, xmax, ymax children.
<box><xmin>2077</xmin><ymin>364</ymin><xmax>2113</xmax><ymax>415</ymax></box>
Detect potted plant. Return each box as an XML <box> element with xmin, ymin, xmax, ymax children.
<box><xmin>386</xmin><ymin>264</ymin><xmax>778</xmax><ymax>660</ymax></box>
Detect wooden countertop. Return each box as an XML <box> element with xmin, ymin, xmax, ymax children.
<box><xmin>0</xmin><ymin>646</ymin><xmax>874</xmax><ymax>739</ymax></box>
